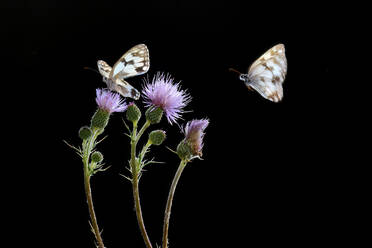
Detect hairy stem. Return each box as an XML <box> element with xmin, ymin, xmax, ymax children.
<box><xmin>83</xmin><ymin>130</ymin><xmax>105</xmax><ymax>248</ymax></box>
<box><xmin>84</xmin><ymin>171</ymin><xmax>105</xmax><ymax>248</ymax></box>
<box><xmin>162</xmin><ymin>159</ymin><xmax>188</xmax><ymax>248</ymax></box>
<box><xmin>130</xmin><ymin>120</ymin><xmax>153</xmax><ymax>248</ymax></box>
<box><xmin>138</xmin><ymin>141</ymin><xmax>152</xmax><ymax>167</ymax></box>
<box><xmin>132</xmin><ymin>172</ymin><xmax>153</xmax><ymax>248</ymax></box>
<box><xmin>135</xmin><ymin>120</ymin><xmax>151</xmax><ymax>147</ymax></box>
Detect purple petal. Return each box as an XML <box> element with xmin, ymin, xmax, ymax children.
<box><xmin>96</xmin><ymin>88</ymin><xmax>127</xmax><ymax>113</ymax></box>
<box><xmin>142</xmin><ymin>72</ymin><xmax>191</xmax><ymax>124</ymax></box>
<box><xmin>184</xmin><ymin>118</ymin><xmax>209</xmax><ymax>155</ymax></box>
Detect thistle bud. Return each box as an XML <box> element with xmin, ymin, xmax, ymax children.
<box><xmin>183</xmin><ymin>119</ymin><xmax>209</xmax><ymax>157</ymax></box>
<box><xmin>145</xmin><ymin>107</ymin><xmax>163</xmax><ymax>124</ymax></box>
<box><xmin>79</xmin><ymin>126</ymin><xmax>92</xmax><ymax>140</ymax></box>
<box><xmin>91</xmin><ymin>109</ymin><xmax>110</xmax><ymax>130</ymax></box>
<box><xmin>149</xmin><ymin>130</ymin><xmax>166</xmax><ymax>145</ymax></box>
<box><xmin>91</xmin><ymin>151</ymin><xmax>103</xmax><ymax>163</ymax></box>
<box><xmin>126</xmin><ymin>103</ymin><xmax>141</xmax><ymax>123</ymax></box>
<box><xmin>176</xmin><ymin>140</ymin><xmax>193</xmax><ymax>160</ymax></box>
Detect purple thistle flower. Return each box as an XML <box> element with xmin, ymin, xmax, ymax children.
<box><xmin>95</xmin><ymin>88</ymin><xmax>127</xmax><ymax>113</ymax></box>
<box><xmin>183</xmin><ymin>119</ymin><xmax>209</xmax><ymax>156</ymax></box>
<box><xmin>142</xmin><ymin>73</ymin><xmax>191</xmax><ymax>125</ymax></box>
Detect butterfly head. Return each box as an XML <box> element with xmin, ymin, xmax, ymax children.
<box><xmin>239</xmin><ymin>74</ymin><xmax>249</xmax><ymax>82</ymax></box>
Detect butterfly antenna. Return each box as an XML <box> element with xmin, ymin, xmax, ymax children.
<box><xmin>83</xmin><ymin>66</ymin><xmax>100</xmax><ymax>74</ymax></box>
<box><xmin>228</xmin><ymin>68</ymin><xmax>242</xmax><ymax>75</ymax></box>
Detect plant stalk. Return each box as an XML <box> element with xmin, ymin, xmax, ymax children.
<box><xmin>130</xmin><ymin>120</ymin><xmax>153</xmax><ymax>248</ymax></box>
<box><xmin>84</xmin><ymin>171</ymin><xmax>105</xmax><ymax>248</ymax></box>
<box><xmin>162</xmin><ymin>159</ymin><xmax>188</xmax><ymax>248</ymax></box>
<box><xmin>83</xmin><ymin>130</ymin><xmax>105</xmax><ymax>248</ymax></box>
<box><xmin>132</xmin><ymin>172</ymin><xmax>153</xmax><ymax>248</ymax></box>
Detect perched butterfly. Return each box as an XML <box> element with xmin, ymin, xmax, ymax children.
<box><xmin>230</xmin><ymin>44</ymin><xmax>287</xmax><ymax>102</ymax></box>
<box><xmin>97</xmin><ymin>44</ymin><xmax>150</xmax><ymax>100</ymax></box>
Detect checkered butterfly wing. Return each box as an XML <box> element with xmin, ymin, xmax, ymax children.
<box><xmin>97</xmin><ymin>44</ymin><xmax>149</xmax><ymax>100</ymax></box>
<box><xmin>247</xmin><ymin>44</ymin><xmax>287</xmax><ymax>102</ymax></box>
<box><xmin>97</xmin><ymin>59</ymin><xmax>141</xmax><ymax>100</ymax></box>
<box><xmin>111</xmin><ymin>78</ymin><xmax>141</xmax><ymax>100</ymax></box>
<box><xmin>109</xmin><ymin>44</ymin><xmax>150</xmax><ymax>80</ymax></box>
<box><xmin>97</xmin><ymin>60</ymin><xmax>112</xmax><ymax>78</ymax></box>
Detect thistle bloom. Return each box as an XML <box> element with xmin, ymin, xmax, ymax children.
<box><xmin>142</xmin><ymin>73</ymin><xmax>191</xmax><ymax>124</ymax></box>
<box><xmin>183</xmin><ymin>119</ymin><xmax>209</xmax><ymax>156</ymax></box>
<box><xmin>96</xmin><ymin>88</ymin><xmax>127</xmax><ymax>113</ymax></box>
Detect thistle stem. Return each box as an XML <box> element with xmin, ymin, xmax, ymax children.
<box><xmin>132</xmin><ymin>172</ymin><xmax>153</xmax><ymax>248</ymax></box>
<box><xmin>130</xmin><ymin>120</ymin><xmax>153</xmax><ymax>248</ymax></box>
<box><xmin>136</xmin><ymin>120</ymin><xmax>151</xmax><ymax>146</ymax></box>
<box><xmin>138</xmin><ymin>141</ymin><xmax>152</xmax><ymax>167</ymax></box>
<box><xmin>83</xmin><ymin>170</ymin><xmax>105</xmax><ymax>248</ymax></box>
<box><xmin>83</xmin><ymin>130</ymin><xmax>105</xmax><ymax>248</ymax></box>
<box><xmin>162</xmin><ymin>159</ymin><xmax>188</xmax><ymax>248</ymax></box>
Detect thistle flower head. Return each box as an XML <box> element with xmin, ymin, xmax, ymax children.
<box><xmin>95</xmin><ymin>88</ymin><xmax>127</xmax><ymax>113</ymax></box>
<box><xmin>183</xmin><ymin>118</ymin><xmax>209</xmax><ymax>157</ymax></box>
<box><xmin>142</xmin><ymin>73</ymin><xmax>191</xmax><ymax>125</ymax></box>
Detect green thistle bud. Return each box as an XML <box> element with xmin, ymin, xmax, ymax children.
<box><xmin>149</xmin><ymin>130</ymin><xmax>166</xmax><ymax>145</ymax></box>
<box><xmin>91</xmin><ymin>109</ymin><xmax>110</xmax><ymax>130</ymax></box>
<box><xmin>91</xmin><ymin>151</ymin><xmax>103</xmax><ymax>163</ymax></box>
<box><xmin>126</xmin><ymin>104</ymin><xmax>141</xmax><ymax>123</ymax></box>
<box><xmin>176</xmin><ymin>140</ymin><xmax>193</xmax><ymax>160</ymax></box>
<box><xmin>145</xmin><ymin>107</ymin><xmax>163</xmax><ymax>124</ymax></box>
<box><xmin>79</xmin><ymin>126</ymin><xmax>92</xmax><ymax>140</ymax></box>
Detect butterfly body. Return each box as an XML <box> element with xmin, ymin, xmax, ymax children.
<box><xmin>237</xmin><ymin>44</ymin><xmax>287</xmax><ymax>102</ymax></box>
<box><xmin>97</xmin><ymin>44</ymin><xmax>150</xmax><ymax>100</ymax></box>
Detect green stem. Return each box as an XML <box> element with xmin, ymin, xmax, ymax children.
<box><xmin>132</xmin><ymin>172</ymin><xmax>153</xmax><ymax>248</ymax></box>
<box><xmin>83</xmin><ymin>170</ymin><xmax>105</xmax><ymax>248</ymax></box>
<box><xmin>135</xmin><ymin>120</ymin><xmax>151</xmax><ymax>147</ymax></box>
<box><xmin>162</xmin><ymin>159</ymin><xmax>188</xmax><ymax>248</ymax></box>
<box><xmin>83</xmin><ymin>129</ymin><xmax>105</xmax><ymax>248</ymax></box>
<box><xmin>131</xmin><ymin>121</ymin><xmax>138</xmax><ymax>171</ymax></box>
<box><xmin>130</xmin><ymin>120</ymin><xmax>153</xmax><ymax>248</ymax></box>
<box><xmin>138</xmin><ymin>141</ymin><xmax>152</xmax><ymax>168</ymax></box>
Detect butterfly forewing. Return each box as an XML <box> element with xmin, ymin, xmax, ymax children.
<box><xmin>110</xmin><ymin>44</ymin><xmax>150</xmax><ymax>80</ymax></box>
<box><xmin>247</xmin><ymin>44</ymin><xmax>287</xmax><ymax>102</ymax></box>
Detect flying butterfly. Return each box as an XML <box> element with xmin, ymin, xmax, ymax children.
<box><xmin>97</xmin><ymin>44</ymin><xmax>150</xmax><ymax>100</ymax></box>
<box><xmin>230</xmin><ymin>44</ymin><xmax>287</xmax><ymax>102</ymax></box>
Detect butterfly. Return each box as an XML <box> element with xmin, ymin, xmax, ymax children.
<box><xmin>97</xmin><ymin>44</ymin><xmax>150</xmax><ymax>100</ymax></box>
<box><xmin>230</xmin><ymin>44</ymin><xmax>287</xmax><ymax>102</ymax></box>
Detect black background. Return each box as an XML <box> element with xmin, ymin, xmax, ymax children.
<box><xmin>3</xmin><ymin>1</ymin><xmax>353</xmax><ymax>248</ymax></box>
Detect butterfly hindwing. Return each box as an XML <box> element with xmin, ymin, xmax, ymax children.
<box><xmin>247</xmin><ymin>44</ymin><xmax>287</xmax><ymax>102</ymax></box>
<box><xmin>111</xmin><ymin>78</ymin><xmax>140</xmax><ymax>100</ymax></box>
<box><xmin>110</xmin><ymin>44</ymin><xmax>150</xmax><ymax>80</ymax></box>
<box><xmin>247</xmin><ymin>75</ymin><xmax>284</xmax><ymax>103</ymax></box>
